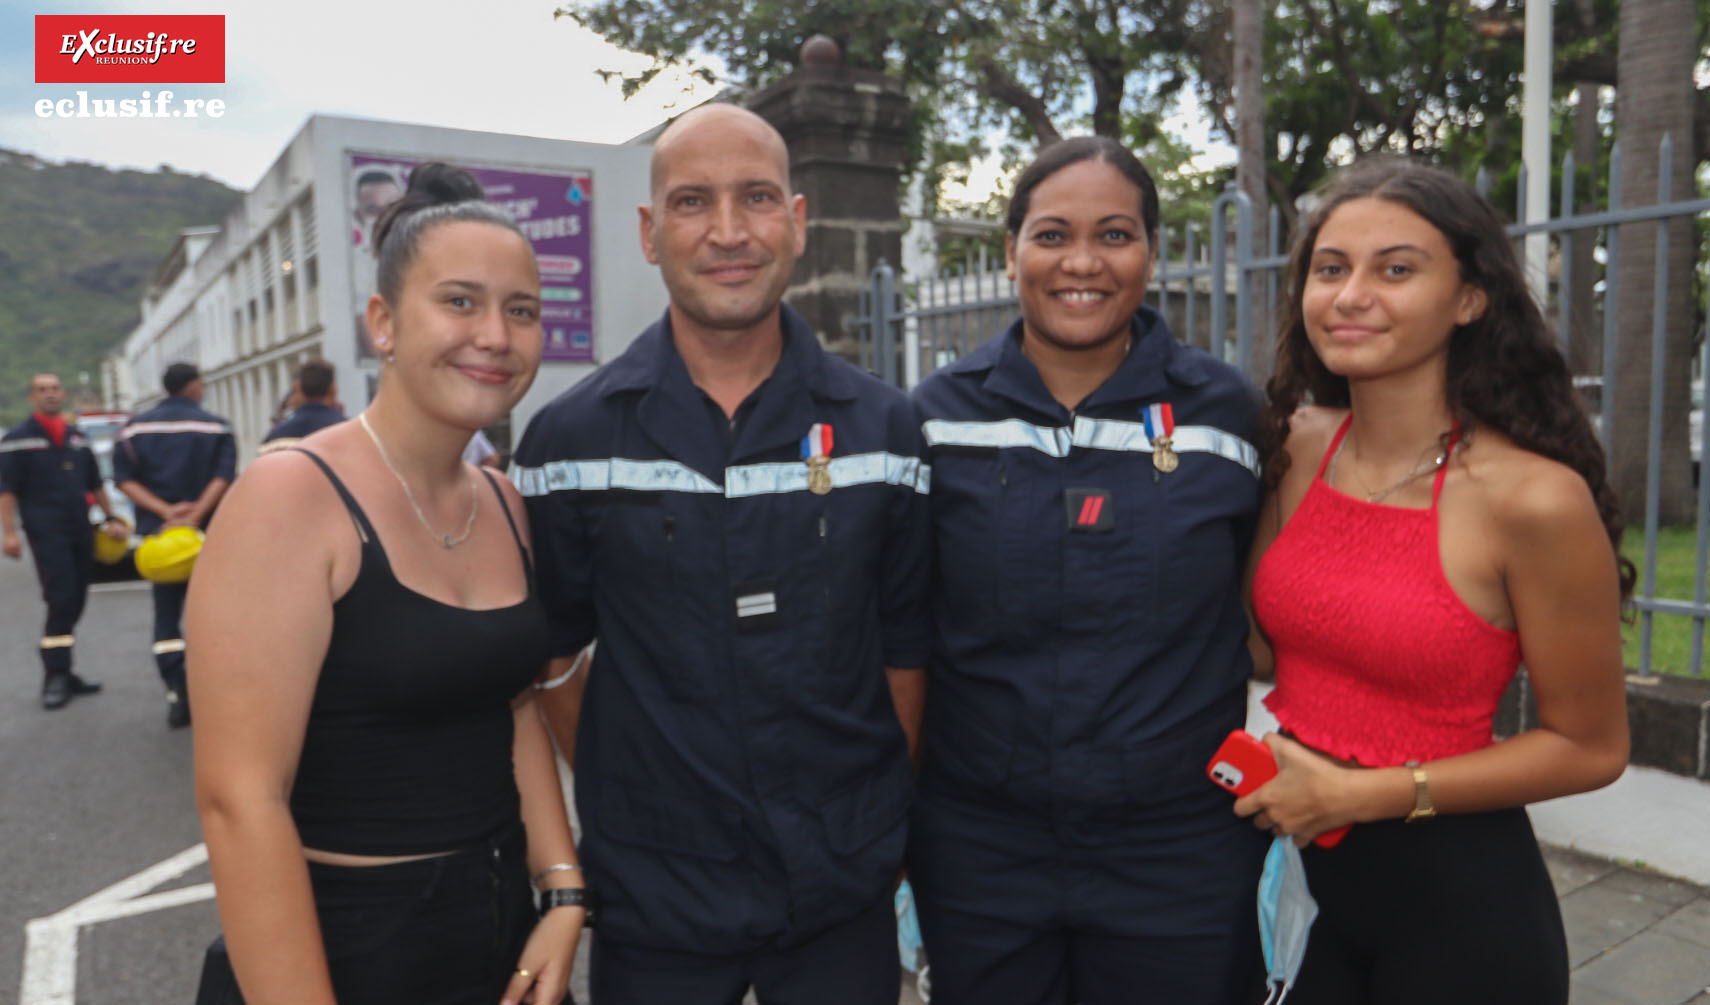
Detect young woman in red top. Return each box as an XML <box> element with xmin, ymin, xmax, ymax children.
<box><xmin>1240</xmin><ymin>158</ymin><xmax>1631</xmax><ymax>1003</ymax></box>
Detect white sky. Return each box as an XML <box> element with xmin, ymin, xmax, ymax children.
<box><xmin>0</xmin><ymin>0</ymin><xmax>722</xmax><ymax>189</ymax></box>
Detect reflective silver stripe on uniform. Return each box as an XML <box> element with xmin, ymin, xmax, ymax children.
<box><xmin>1171</xmin><ymin>426</ymin><xmax>1261</xmax><ymax>478</ymax></box>
<box><xmin>1069</xmin><ymin>416</ymin><xmax>1151</xmax><ymax>453</ymax></box>
<box><xmin>256</xmin><ymin>437</ymin><xmax>301</xmax><ymax>455</ymax></box>
<box><xmin>0</xmin><ymin>438</ymin><xmax>51</xmax><ymax>453</ymax></box>
<box><xmin>922</xmin><ymin>416</ymin><xmax>1261</xmax><ymax>479</ymax></box>
<box><xmin>922</xmin><ymin>418</ymin><xmax>1070</xmax><ymax>456</ymax></box>
<box><xmin>513</xmin><ymin>451</ymin><xmax>930</xmax><ymax>498</ymax></box>
<box><xmin>152</xmin><ymin>639</ymin><xmax>187</xmax><ymax>655</ymax></box>
<box><xmin>40</xmin><ymin>635</ymin><xmax>74</xmax><ymax>649</ymax></box>
<box><xmin>512</xmin><ymin>458</ymin><xmax>721</xmax><ymax>497</ymax></box>
<box><xmin>725</xmin><ymin>452</ymin><xmax>928</xmax><ymax>498</ymax></box>
<box><xmin>119</xmin><ymin>421</ymin><xmax>230</xmax><ymax>439</ymax></box>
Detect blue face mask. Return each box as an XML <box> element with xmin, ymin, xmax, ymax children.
<box><xmin>895</xmin><ymin>878</ymin><xmax>925</xmax><ymax>974</ymax></box>
<box><xmin>1257</xmin><ymin>836</ymin><xmax>1319</xmax><ymax>1005</ymax></box>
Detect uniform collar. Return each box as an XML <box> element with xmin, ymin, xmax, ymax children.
<box><xmin>952</xmin><ymin>304</ymin><xmax>1210</xmax><ymax>419</ymax></box>
<box><xmin>295</xmin><ymin>401</ymin><xmax>341</xmax><ymax>417</ymax></box>
<box><xmin>15</xmin><ymin>413</ymin><xmax>79</xmax><ymax>437</ymax></box>
<box><xmin>612</xmin><ymin>303</ymin><xmax>858</xmax><ymax>469</ymax></box>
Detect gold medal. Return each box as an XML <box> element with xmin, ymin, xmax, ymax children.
<box><xmin>807</xmin><ymin>457</ymin><xmax>832</xmax><ymax>495</ymax></box>
<box><xmin>1152</xmin><ymin>437</ymin><xmax>1178</xmax><ymax>473</ymax></box>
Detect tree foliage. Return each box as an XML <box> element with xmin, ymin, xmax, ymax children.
<box><xmin>0</xmin><ymin>151</ymin><xmax>239</xmax><ymax>424</ymax></box>
<box><xmin>560</xmin><ymin>0</ymin><xmax>1707</xmax><ymax>217</ymax></box>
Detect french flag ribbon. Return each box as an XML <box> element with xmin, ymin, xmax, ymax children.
<box><xmin>1141</xmin><ymin>403</ymin><xmax>1174</xmax><ymax>441</ymax></box>
<box><xmin>800</xmin><ymin>423</ymin><xmax>834</xmax><ymax>460</ymax></box>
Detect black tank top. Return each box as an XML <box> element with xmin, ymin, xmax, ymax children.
<box><xmin>288</xmin><ymin>451</ymin><xmax>552</xmax><ymax>855</ymax></box>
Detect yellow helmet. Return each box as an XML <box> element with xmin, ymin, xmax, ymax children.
<box><xmin>135</xmin><ymin>527</ymin><xmax>205</xmax><ymax>584</ymax></box>
<box><xmin>92</xmin><ymin>518</ymin><xmax>133</xmax><ymax>565</ymax></box>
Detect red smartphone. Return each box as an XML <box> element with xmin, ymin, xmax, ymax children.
<box><xmin>1206</xmin><ymin>730</ymin><xmax>1350</xmax><ymax>849</ymax></box>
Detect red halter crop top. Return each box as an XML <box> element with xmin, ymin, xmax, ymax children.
<box><xmin>1253</xmin><ymin>416</ymin><xmax>1522</xmax><ymax>766</ymax></box>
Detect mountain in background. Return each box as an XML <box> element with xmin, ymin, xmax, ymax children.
<box><xmin>0</xmin><ymin>148</ymin><xmax>240</xmax><ymax>425</ymax></box>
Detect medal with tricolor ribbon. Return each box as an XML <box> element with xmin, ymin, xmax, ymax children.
<box><xmin>802</xmin><ymin>423</ymin><xmax>834</xmax><ymax>495</ymax></box>
<box><xmin>1142</xmin><ymin>402</ymin><xmax>1178</xmax><ymax>473</ymax></box>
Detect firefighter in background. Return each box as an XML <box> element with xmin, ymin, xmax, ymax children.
<box><xmin>115</xmin><ymin>362</ymin><xmax>236</xmax><ymax>728</ymax></box>
<box><xmin>0</xmin><ymin>373</ymin><xmax>128</xmax><ymax>709</ymax></box>
<box><xmin>259</xmin><ymin>359</ymin><xmax>344</xmax><ymax>454</ymax></box>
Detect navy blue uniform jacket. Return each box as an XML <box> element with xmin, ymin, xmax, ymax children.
<box><xmin>512</xmin><ymin>305</ymin><xmax>931</xmax><ymax>955</ymax></box>
<box><xmin>111</xmin><ymin>397</ymin><xmax>236</xmax><ymax>535</ymax></box>
<box><xmin>0</xmin><ymin>416</ymin><xmax>101</xmax><ymax>536</ymax></box>
<box><xmin>260</xmin><ymin>402</ymin><xmax>344</xmax><ymax>451</ymax></box>
<box><xmin>908</xmin><ymin>306</ymin><xmax>1264</xmax><ymax>932</ymax></box>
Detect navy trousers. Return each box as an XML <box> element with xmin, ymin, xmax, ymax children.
<box><xmin>591</xmin><ymin>893</ymin><xmax>899</xmax><ymax>1005</ymax></box>
<box><xmin>27</xmin><ymin>527</ymin><xmax>92</xmax><ymax>677</ymax></box>
<box><xmin>909</xmin><ymin>792</ymin><xmax>1265</xmax><ymax>1005</ymax></box>
<box><xmin>151</xmin><ymin>581</ymin><xmax>187</xmax><ymax>690</ymax></box>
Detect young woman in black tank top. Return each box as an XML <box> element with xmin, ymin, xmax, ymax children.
<box><xmin>186</xmin><ymin>164</ymin><xmax>584</xmax><ymax>1004</ymax></box>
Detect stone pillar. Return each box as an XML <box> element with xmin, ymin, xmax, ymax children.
<box><xmin>748</xmin><ymin>37</ymin><xmax>910</xmax><ymax>359</ymax></box>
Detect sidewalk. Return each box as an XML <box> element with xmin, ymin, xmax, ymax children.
<box><xmin>1546</xmin><ymin>844</ymin><xmax>1710</xmax><ymax>1004</ymax></box>
<box><xmin>1535</xmin><ymin>764</ymin><xmax>1710</xmax><ymax>1004</ymax></box>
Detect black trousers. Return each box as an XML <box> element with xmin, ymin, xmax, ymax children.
<box><xmin>27</xmin><ymin>527</ymin><xmax>92</xmax><ymax>677</ymax></box>
<box><xmin>1289</xmin><ymin>808</ymin><xmax>1568</xmax><ymax>1004</ymax></box>
<box><xmin>591</xmin><ymin>893</ymin><xmax>899</xmax><ymax>1005</ymax></box>
<box><xmin>311</xmin><ymin>824</ymin><xmax>544</xmax><ymax>1002</ymax></box>
<box><xmin>151</xmin><ymin>581</ymin><xmax>187</xmax><ymax>690</ymax></box>
<box><xmin>197</xmin><ymin>823</ymin><xmax>564</xmax><ymax>1004</ymax></box>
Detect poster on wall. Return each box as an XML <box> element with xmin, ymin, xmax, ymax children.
<box><xmin>347</xmin><ymin>154</ymin><xmax>594</xmax><ymax>363</ymax></box>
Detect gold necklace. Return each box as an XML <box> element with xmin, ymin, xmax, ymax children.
<box><xmin>1328</xmin><ymin>428</ymin><xmax>1451</xmax><ymax>503</ymax></box>
<box><xmin>357</xmin><ymin>412</ymin><xmax>478</xmax><ymax>548</ymax></box>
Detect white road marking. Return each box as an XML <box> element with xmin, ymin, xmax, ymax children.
<box><xmin>20</xmin><ymin>843</ymin><xmax>214</xmax><ymax>1004</ymax></box>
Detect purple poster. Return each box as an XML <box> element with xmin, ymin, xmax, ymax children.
<box><xmin>348</xmin><ymin>154</ymin><xmax>595</xmax><ymax>362</ymax></box>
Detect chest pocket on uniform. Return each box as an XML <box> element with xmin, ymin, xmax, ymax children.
<box><xmin>1146</xmin><ymin>449</ymin><xmax>1258</xmax><ymax>632</ymax></box>
<box><xmin>592</xmin><ymin>493</ymin><xmax>706</xmax><ymax>699</ymax></box>
<box><xmin>929</xmin><ymin>450</ymin><xmax>1043</xmax><ymax>647</ymax></box>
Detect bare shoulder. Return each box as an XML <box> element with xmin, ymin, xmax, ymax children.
<box><xmin>1457</xmin><ymin>431</ymin><xmax>1601</xmax><ymax>540</ymax></box>
<box><xmin>208</xmin><ymin>449</ymin><xmax>348</xmax><ymax>544</ymax></box>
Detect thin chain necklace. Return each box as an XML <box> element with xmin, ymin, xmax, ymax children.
<box><xmin>1328</xmin><ymin>426</ymin><xmax>1452</xmax><ymax>504</ymax></box>
<box><xmin>358</xmin><ymin>412</ymin><xmax>478</xmax><ymax>548</ymax></box>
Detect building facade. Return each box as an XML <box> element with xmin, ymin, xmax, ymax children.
<box><xmin>109</xmin><ymin>114</ymin><xmax>664</xmax><ymax>462</ymax></box>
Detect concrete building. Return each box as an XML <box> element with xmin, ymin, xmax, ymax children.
<box><xmin>108</xmin><ymin>114</ymin><xmax>664</xmax><ymax>462</ymax></box>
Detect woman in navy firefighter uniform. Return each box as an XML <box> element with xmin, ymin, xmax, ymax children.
<box><xmin>907</xmin><ymin>137</ymin><xmax>1268</xmax><ymax>1004</ymax></box>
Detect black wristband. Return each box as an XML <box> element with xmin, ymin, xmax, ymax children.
<box><xmin>537</xmin><ymin>886</ymin><xmax>596</xmax><ymax>925</ymax></box>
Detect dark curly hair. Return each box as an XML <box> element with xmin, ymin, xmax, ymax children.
<box><xmin>1261</xmin><ymin>157</ymin><xmax>1635</xmax><ymax>602</ymax></box>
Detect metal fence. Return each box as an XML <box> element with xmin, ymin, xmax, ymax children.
<box><xmin>854</xmin><ymin>137</ymin><xmax>1710</xmax><ymax>677</ymax></box>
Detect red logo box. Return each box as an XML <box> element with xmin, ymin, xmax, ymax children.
<box><xmin>36</xmin><ymin>15</ymin><xmax>225</xmax><ymax>83</ymax></box>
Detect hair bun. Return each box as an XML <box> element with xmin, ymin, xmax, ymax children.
<box><xmin>407</xmin><ymin>162</ymin><xmax>486</xmax><ymax>206</ymax></box>
<box><xmin>372</xmin><ymin>162</ymin><xmax>485</xmax><ymax>254</ymax></box>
